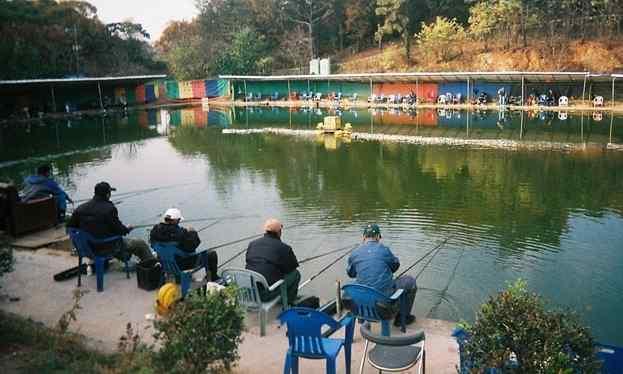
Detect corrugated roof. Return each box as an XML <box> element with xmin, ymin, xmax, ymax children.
<box><xmin>220</xmin><ymin>71</ymin><xmax>597</xmax><ymax>83</ymax></box>
<box><xmin>0</xmin><ymin>75</ymin><xmax>167</xmax><ymax>85</ymax></box>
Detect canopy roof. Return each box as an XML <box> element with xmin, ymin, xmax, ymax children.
<box><xmin>221</xmin><ymin>71</ymin><xmax>618</xmax><ymax>83</ymax></box>
<box><xmin>0</xmin><ymin>75</ymin><xmax>167</xmax><ymax>86</ymax></box>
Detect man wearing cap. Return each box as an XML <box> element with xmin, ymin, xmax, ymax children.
<box><xmin>22</xmin><ymin>164</ymin><xmax>73</xmax><ymax>222</ymax></box>
<box><xmin>245</xmin><ymin>218</ymin><xmax>300</xmax><ymax>304</ymax></box>
<box><xmin>347</xmin><ymin>224</ymin><xmax>417</xmax><ymax>326</ymax></box>
<box><xmin>67</xmin><ymin>182</ymin><xmax>154</xmax><ymax>262</ymax></box>
<box><xmin>149</xmin><ymin>208</ymin><xmax>219</xmax><ymax>281</ymax></box>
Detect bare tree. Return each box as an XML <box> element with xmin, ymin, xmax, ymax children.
<box><xmin>280</xmin><ymin>0</ymin><xmax>334</xmax><ymax>58</ymax></box>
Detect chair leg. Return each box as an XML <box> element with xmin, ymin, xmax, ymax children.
<box><xmin>290</xmin><ymin>356</ymin><xmax>299</xmax><ymax>374</ymax></box>
<box><xmin>327</xmin><ymin>357</ymin><xmax>336</xmax><ymax>374</ymax></box>
<box><xmin>95</xmin><ymin>257</ymin><xmax>105</xmax><ymax>292</ymax></box>
<box><xmin>259</xmin><ymin>309</ymin><xmax>266</xmax><ymax>337</ymax></box>
<box><xmin>359</xmin><ymin>340</ymin><xmax>369</xmax><ymax>374</ymax></box>
<box><xmin>124</xmin><ymin>260</ymin><xmax>130</xmax><ymax>279</ymax></box>
<box><xmin>345</xmin><ymin>343</ymin><xmax>352</xmax><ymax>374</ymax></box>
<box><xmin>381</xmin><ymin>320</ymin><xmax>390</xmax><ymax>337</ymax></box>
<box><xmin>77</xmin><ymin>257</ymin><xmax>82</xmax><ymax>287</ymax></box>
<box><xmin>283</xmin><ymin>352</ymin><xmax>291</xmax><ymax>374</ymax></box>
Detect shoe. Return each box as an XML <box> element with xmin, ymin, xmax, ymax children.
<box><xmin>394</xmin><ymin>314</ymin><xmax>416</xmax><ymax>327</ymax></box>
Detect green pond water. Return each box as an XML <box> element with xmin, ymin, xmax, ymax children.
<box><xmin>1</xmin><ymin>106</ymin><xmax>623</xmax><ymax>345</ymax></box>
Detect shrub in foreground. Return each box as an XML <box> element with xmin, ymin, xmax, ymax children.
<box><xmin>154</xmin><ymin>286</ymin><xmax>244</xmax><ymax>373</ymax></box>
<box><xmin>461</xmin><ymin>280</ymin><xmax>601</xmax><ymax>373</ymax></box>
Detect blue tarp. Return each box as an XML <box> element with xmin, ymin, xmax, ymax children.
<box><xmin>596</xmin><ymin>344</ymin><xmax>623</xmax><ymax>374</ymax></box>
<box><xmin>438</xmin><ymin>83</ymin><xmax>468</xmax><ymax>99</ymax></box>
<box><xmin>145</xmin><ymin>85</ymin><xmax>157</xmax><ymax>102</ymax></box>
<box><xmin>147</xmin><ymin>109</ymin><xmax>158</xmax><ymax>126</ymax></box>
<box><xmin>205</xmin><ymin>79</ymin><xmax>228</xmax><ymax>97</ymax></box>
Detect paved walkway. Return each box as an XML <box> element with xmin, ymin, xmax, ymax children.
<box><xmin>0</xmin><ymin>249</ymin><xmax>459</xmax><ymax>373</ymax></box>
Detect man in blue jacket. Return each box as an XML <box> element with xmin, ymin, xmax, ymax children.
<box><xmin>347</xmin><ymin>223</ymin><xmax>417</xmax><ymax>326</ymax></box>
<box><xmin>22</xmin><ymin>164</ymin><xmax>73</xmax><ymax>222</ymax></box>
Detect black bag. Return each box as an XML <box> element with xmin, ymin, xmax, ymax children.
<box><xmin>136</xmin><ymin>259</ymin><xmax>163</xmax><ymax>291</ymax></box>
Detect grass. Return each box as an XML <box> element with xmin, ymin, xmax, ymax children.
<box><xmin>0</xmin><ymin>311</ymin><xmax>154</xmax><ymax>373</ymax></box>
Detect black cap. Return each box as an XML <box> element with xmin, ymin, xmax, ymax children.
<box><xmin>94</xmin><ymin>182</ymin><xmax>116</xmax><ymax>196</ymax></box>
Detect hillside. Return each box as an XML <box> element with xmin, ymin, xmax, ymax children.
<box><xmin>336</xmin><ymin>38</ymin><xmax>623</xmax><ymax>74</ymax></box>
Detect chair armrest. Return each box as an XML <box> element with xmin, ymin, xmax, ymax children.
<box><xmin>361</xmin><ymin>323</ymin><xmax>425</xmax><ymax>346</ymax></box>
<box><xmin>268</xmin><ymin>279</ymin><xmax>285</xmax><ymax>292</ymax></box>
<box><xmin>389</xmin><ymin>288</ymin><xmax>404</xmax><ymax>301</ymax></box>
<box><xmin>322</xmin><ymin>314</ymin><xmax>354</xmax><ymax>338</ymax></box>
<box><xmin>93</xmin><ymin>235</ymin><xmax>123</xmax><ymax>244</ymax></box>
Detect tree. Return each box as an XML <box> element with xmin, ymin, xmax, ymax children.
<box><xmin>212</xmin><ymin>27</ymin><xmax>272</xmax><ymax>75</ymax></box>
<box><xmin>156</xmin><ymin>20</ymin><xmax>210</xmax><ymax>79</ymax></box>
<box><xmin>374</xmin><ymin>0</ymin><xmax>411</xmax><ymax>58</ymax></box>
<box><xmin>416</xmin><ymin>16</ymin><xmax>466</xmax><ymax>62</ymax></box>
<box><xmin>280</xmin><ymin>0</ymin><xmax>335</xmax><ymax>58</ymax></box>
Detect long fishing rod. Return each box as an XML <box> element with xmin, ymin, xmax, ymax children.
<box><xmin>73</xmin><ymin>182</ymin><xmax>198</xmax><ymax>203</ymax></box>
<box><xmin>298</xmin><ymin>243</ymin><xmax>359</xmax><ymax>265</ymax></box>
<box><xmin>395</xmin><ymin>235</ymin><xmax>453</xmax><ymax>280</ymax></box>
<box><xmin>128</xmin><ymin>215</ymin><xmax>258</xmax><ymax>230</ymax></box>
<box><xmin>217</xmin><ymin>209</ymin><xmax>338</xmax><ymax>269</ymax></box>
<box><xmin>298</xmin><ymin>243</ymin><xmax>359</xmax><ymax>290</ymax></box>
<box><xmin>427</xmin><ymin>246</ymin><xmax>465</xmax><ymax>317</ymax></box>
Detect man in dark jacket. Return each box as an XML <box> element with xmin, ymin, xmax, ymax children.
<box><xmin>66</xmin><ymin>182</ymin><xmax>154</xmax><ymax>262</ymax></box>
<box><xmin>22</xmin><ymin>164</ymin><xmax>73</xmax><ymax>221</ymax></box>
<box><xmin>245</xmin><ymin>218</ymin><xmax>300</xmax><ymax>303</ymax></box>
<box><xmin>149</xmin><ymin>208</ymin><xmax>219</xmax><ymax>281</ymax></box>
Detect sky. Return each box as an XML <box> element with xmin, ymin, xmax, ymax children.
<box><xmin>88</xmin><ymin>0</ymin><xmax>198</xmax><ymax>41</ymax></box>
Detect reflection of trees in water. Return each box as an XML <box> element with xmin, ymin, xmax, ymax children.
<box><xmin>170</xmin><ymin>125</ymin><xmax>623</xmax><ymax>251</ymax></box>
<box><xmin>1</xmin><ymin>115</ymin><xmax>158</xmax><ymax>188</ymax></box>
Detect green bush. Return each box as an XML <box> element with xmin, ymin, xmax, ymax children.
<box><xmin>153</xmin><ymin>286</ymin><xmax>244</xmax><ymax>374</ymax></box>
<box><xmin>462</xmin><ymin>280</ymin><xmax>601</xmax><ymax>373</ymax></box>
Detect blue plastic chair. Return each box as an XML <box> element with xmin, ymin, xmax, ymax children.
<box><xmin>151</xmin><ymin>242</ymin><xmax>210</xmax><ymax>297</ymax></box>
<box><xmin>342</xmin><ymin>283</ymin><xmax>407</xmax><ymax>336</ymax></box>
<box><xmin>67</xmin><ymin>228</ymin><xmax>128</xmax><ymax>292</ymax></box>
<box><xmin>278</xmin><ymin>307</ymin><xmax>355</xmax><ymax>374</ymax></box>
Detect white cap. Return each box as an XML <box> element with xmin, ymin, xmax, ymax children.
<box><xmin>163</xmin><ymin>208</ymin><xmax>184</xmax><ymax>222</ymax></box>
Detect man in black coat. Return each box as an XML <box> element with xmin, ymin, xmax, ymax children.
<box><xmin>245</xmin><ymin>218</ymin><xmax>300</xmax><ymax>303</ymax></box>
<box><xmin>66</xmin><ymin>182</ymin><xmax>154</xmax><ymax>262</ymax></box>
<box><xmin>149</xmin><ymin>208</ymin><xmax>219</xmax><ymax>281</ymax></box>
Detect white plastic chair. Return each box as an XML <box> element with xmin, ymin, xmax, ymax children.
<box><xmin>559</xmin><ymin>96</ymin><xmax>569</xmax><ymax>106</ymax></box>
<box><xmin>221</xmin><ymin>268</ymin><xmax>287</xmax><ymax>336</ymax></box>
<box><xmin>593</xmin><ymin>96</ymin><xmax>604</xmax><ymax>107</ymax></box>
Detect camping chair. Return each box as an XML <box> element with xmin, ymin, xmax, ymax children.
<box><xmin>67</xmin><ymin>228</ymin><xmax>129</xmax><ymax>292</ymax></box>
<box><xmin>315</xmin><ymin>92</ymin><xmax>322</xmax><ymax>101</ymax></box>
<box><xmin>367</xmin><ymin>94</ymin><xmax>376</xmax><ymax>103</ymax></box>
<box><xmin>351</xmin><ymin>93</ymin><xmax>358</xmax><ymax>102</ymax></box>
<box><xmin>341</xmin><ymin>283</ymin><xmax>407</xmax><ymax>336</ymax></box>
<box><xmin>221</xmin><ymin>267</ymin><xmax>289</xmax><ymax>336</ymax></box>
<box><xmin>359</xmin><ymin>322</ymin><xmax>426</xmax><ymax>374</ymax></box>
<box><xmin>151</xmin><ymin>242</ymin><xmax>210</xmax><ymax>297</ymax></box>
<box><xmin>454</xmin><ymin>93</ymin><xmax>462</xmax><ymax>104</ymax></box>
<box><xmin>245</xmin><ymin>92</ymin><xmax>254</xmax><ymax>102</ymax></box>
<box><xmin>278</xmin><ymin>308</ymin><xmax>355</xmax><ymax>374</ymax></box>
<box><xmin>559</xmin><ymin>96</ymin><xmax>569</xmax><ymax>106</ymax></box>
<box><xmin>593</xmin><ymin>96</ymin><xmax>604</xmax><ymax>107</ymax></box>
<box><xmin>387</xmin><ymin>95</ymin><xmax>396</xmax><ymax>104</ymax></box>
<box><xmin>254</xmin><ymin>93</ymin><xmax>262</xmax><ymax>101</ymax></box>
<box><xmin>336</xmin><ymin>92</ymin><xmax>342</xmax><ymax>101</ymax></box>
<box><xmin>437</xmin><ymin>94</ymin><xmax>447</xmax><ymax>105</ymax></box>
<box><xmin>272</xmin><ymin>92</ymin><xmax>280</xmax><ymax>101</ymax></box>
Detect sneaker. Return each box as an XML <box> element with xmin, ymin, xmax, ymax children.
<box><xmin>394</xmin><ymin>314</ymin><xmax>416</xmax><ymax>327</ymax></box>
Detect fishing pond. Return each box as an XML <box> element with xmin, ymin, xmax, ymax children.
<box><xmin>1</xmin><ymin>106</ymin><xmax>623</xmax><ymax>345</ymax></box>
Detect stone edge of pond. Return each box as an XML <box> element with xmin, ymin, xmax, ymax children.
<box><xmin>222</xmin><ymin>128</ymin><xmax>623</xmax><ymax>152</ymax></box>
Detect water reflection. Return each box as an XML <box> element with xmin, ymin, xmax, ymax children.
<box><xmin>1</xmin><ymin>106</ymin><xmax>623</xmax><ymax>344</ymax></box>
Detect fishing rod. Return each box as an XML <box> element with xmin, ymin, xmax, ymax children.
<box><xmin>427</xmin><ymin>246</ymin><xmax>465</xmax><ymax>317</ymax></box>
<box><xmin>73</xmin><ymin>182</ymin><xmax>198</xmax><ymax>203</ymax></box>
<box><xmin>395</xmin><ymin>235</ymin><xmax>453</xmax><ymax>280</ymax></box>
<box><xmin>217</xmin><ymin>209</ymin><xmax>338</xmax><ymax>269</ymax></box>
<box><xmin>298</xmin><ymin>243</ymin><xmax>359</xmax><ymax>290</ymax></box>
<box><xmin>127</xmin><ymin>215</ymin><xmax>258</xmax><ymax>230</ymax></box>
<box><xmin>298</xmin><ymin>242</ymin><xmax>359</xmax><ymax>265</ymax></box>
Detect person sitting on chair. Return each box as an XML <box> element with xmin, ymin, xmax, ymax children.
<box><xmin>149</xmin><ymin>208</ymin><xmax>219</xmax><ymax>281</ymax></box>
<box><xmin>245</xmin><ymin>218</ymin><xmax>300</xmax><ymax>304</ymax></box>
<box><xmin>22</xmin><ymin>164</ymin><xmax>73</xmax><ymax>222</ymax></box>
<box><xmin>67</xmin><ymin>182</ymin><xmax>155</xmax><ymax>263</ymax></box>
<box><xmin>347</xmin><ymin>223</ymin><xmax>417</xmax><ymax>326</ymax></box>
